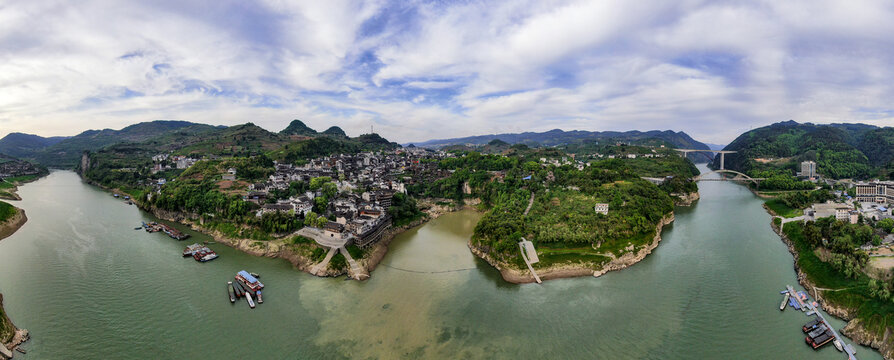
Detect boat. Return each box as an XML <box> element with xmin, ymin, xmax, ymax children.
<box><xmin>227</xmin><ymin>282</ymin><xmax>236</xmax><ymax>303</ymax></box>
<box><xmin>803</xmin><ymin>318</ymin><xmax>823</xmax><ymax>332</ymax></box>
<box><xmin>250</xmin><ymin>272</ymin><xmax>260</xmax><ymax>278</ymax></box>
<box><xmin>15</xmin><ymin>348</ymin><xmax>26</xmax><ymax>354</ymax></box>
<box><xmin>780</xmin><ymin>293</ymin><xmax>790</xmax><ymax>310</ymax></box>
<box><xmin>805</xmin><ymin>310</ymin><xmax>815</xmax><ymax>316</ymax></box>
<box><xmin>233</xmin><ymin>281</ymin><xmax>244</xmax><ymax>298</ymax></box>
<box><xmin>134</xmin><ymin>227</ymin><xmax>142</xmax><ymax>230</ymax></box>
<box><xmin>807</xmin><ymin>325</ymin><xmax>828</xmax><ymax>339</ymax></box>
<box><xmin>113</xmin><ymin>194</ymin><xmax>120</xmax><ymax>198</ymax></box>
<box><xmin>235</xmin><ymin>270</ymin><xmax>264</xmax><ymax>293</ymax></box>
<box><xmin>256</xmin><ymin>290</ymin><xmax>263</xmax><ymax>304</ymax></box>
<box><xmin>183</xmin><ymin>244</ymin><xmax>204</xmax><ymax>257</ymax></box>
<box><xmin>833</xmin><ymin>339</ymin><xmax>843</xmax><ymax>352</ymax></box>
<box><xmin>245</xmin><ymin>292</ymin><xmax>256</xmax><ymax>309</ymax></box>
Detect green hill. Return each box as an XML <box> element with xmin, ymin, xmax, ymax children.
<box><xmin>322</xmin><ymin>126</ymin><xmax>347</xmax><ymax>138</ymax></box>
<box><xmin>0</xmin><ymin>133</ymin><xmax>69</xmax><ymax>159</ymax></box>
<box><xmin>280</xmin><ymin>119</ymin><xmax>318</xmax><ymax>136</ymax></box>
<box><xmin>25</xmin><ymin>120</ymin><xmax>217</xmax><ymax>168</ymax></box>
<box><xmin>716</xmin><ymin>120</ymin><xmax>894</xmax><ymax>179</ymax></box>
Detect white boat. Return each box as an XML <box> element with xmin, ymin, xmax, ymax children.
<box><xmin>833</xmin><ymin>339</ymin><xmax>843</xmax><ymax>352</ymax></box>
<box><xmin>245</xmin><ymin>292</ymin><xmax>256</xmax><ymax>309</ymax></box>
<box><xmin>780</xmin><ymin>293</ymin><xmax>790</xmax><ymax>310</ymax></box>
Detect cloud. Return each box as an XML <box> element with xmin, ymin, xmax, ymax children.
<box><xmin>1</xmin><ymin>0</ymin><xmax>894</xmax><ymax>144</ymax></box>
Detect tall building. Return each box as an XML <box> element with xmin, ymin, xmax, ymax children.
<box><xmin>798</xmin><ymin>161</ymin><xmax>816</xmax><ymax>178</ymax></box>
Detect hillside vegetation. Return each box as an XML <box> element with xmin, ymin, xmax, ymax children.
<box><xmin>718</xmin><ymin>120</ymin><xmax>894</xmax><ymax>179</ymax></box>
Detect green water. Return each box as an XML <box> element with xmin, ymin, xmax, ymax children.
<box><xmin>0</xmin><ymin>168</ymin><xmax>883</xmax><ymax>359</ymax></box>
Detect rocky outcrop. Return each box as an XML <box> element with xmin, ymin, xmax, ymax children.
<box><xmin>0</xmin><ymin>209</ymin><xmax>26</xmax><ymax>242</ymax></box>
<box><xmin>1</xmin><ymin>293</ymin><xmax>29</xmax><ymax>359</ymax></box>
<box><xmin>674</xmin><ymin>191</ymin><xmax>700</xmax><ymax>206</ymax></box>
<box><xmin>769</xmin><ymin>216</ymin><xmax>894</xmax><ymax>360</ymax></box>
<box><xmin>470</xmin><ymin>213</ymin><xmax>675</xmax><ymax>284</ymax></box>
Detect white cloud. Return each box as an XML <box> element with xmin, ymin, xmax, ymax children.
<box><xmin>2</xmin><ymin>0</ymin><xmax>894</xmax><ymax>145</ymax></box>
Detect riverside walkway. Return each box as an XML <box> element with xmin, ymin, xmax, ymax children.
<box><xmin>518</xmin><ymin>237</ymin><xmax>542</xmax><ymax>284</ymax></box>
<box><xmin>298</xmin><ymin>227</ymin><xmax>363</xmax><ymax>278</ymax></box>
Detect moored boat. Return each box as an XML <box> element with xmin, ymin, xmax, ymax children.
<box><xmin>235</xmin><ymin>270</ymin><xmax>264</xmax><ymax>293</ymax></box>
<box><xmin>233</xmin><ymin>281</ymin><xmax>244</xmax><ymax>298</ymax></box>
<box><xmin>833</xmin><ymin>339</ymin><xmax>843</xmax><ymax>352</ymax></box>
<box><xmin>227</xmin><ymin>282</ymin><xmax>236</xmax><ymax>303</ymax></box>
<box><xmin>250</xmin><ymin>272</ymin><xmax>260</xmax><ymax>278</ymax></box>
<box><xmin>780</xmin><ymin>293</ymin><xmax>790</xmax><ymax>311</ymax></box>
<box><xmin>245</xmin><ymin>292</ymin><xmax>256</xmax><ymax>309</ymax></box>
<box><xmin>256</xmin><ymin>290</ymin><xmax>263</xmax><ymax>304</ymax></box>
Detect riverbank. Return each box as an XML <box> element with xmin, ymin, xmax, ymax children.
<box><xmin>0</xmin><ymin>293</ymin><xmax>28</xmax><ymax>359</ymax></box>
<box><xmin>769</xmin><ymin>216</ymin><xmax>894</xmax><ymax>359</ymax></box>
<box><xmin>470</xmin><ymin>213</ymin><xmax>676</xmax><ymax>284</ymax></box>
<box><xmin>0</xmin><ymin>174</ymin><xmax>46</xmax><ymax>201</ymax></box>
<box><xmin>136</xmin><ymin>194</ymin><xmax>477</xmax><ymax>280</ymax></box>
<box><xmin>0</xmin><ymin>208</ymin><xmax>26</xmax><ymax>242</ymax></box>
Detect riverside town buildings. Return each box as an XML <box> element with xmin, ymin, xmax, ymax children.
<box><xmin>247</xmin><ymin>149</ymin><xmax>451</xmax><ymax>248</ymax></box>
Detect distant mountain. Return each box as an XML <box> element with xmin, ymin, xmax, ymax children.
<box><xmin>412</xmin><ymin>128</ymin><xmax>713</xmax><ymax>162</ymax></box>
<box><xmin>716</xmin><ymin>120</ymin><xmax>894</xmax><ymax>179</ymax></box>
<box><xmin>705</xmin><ymin>143</ymin><xmax>727</xmax><ymax>151</ymax></box>
<box><xmin>16</xmin><ymin>120</ymin><xmax>217</xmax><ymax>168</ymax></box>
<box><xmin>0</xmin><ymin>133</ymin><xmax>69</xmax><ymax>159</ymax></box>
<box><xmin>280</xmin><ymin>119</ymin><xmax>318</xmax><ymax>136</ymax></box>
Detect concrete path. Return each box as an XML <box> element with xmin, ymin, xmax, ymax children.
<box><xmin>310</xmin><ymin>247</ymin><xmax>337</xmax><ymax>275</ymax></box>
<box><xmin>518</xmin><ymin>238</ymin><xmax>541</xmax><ymax>284</ymax></box>
<box><xmin>523</xmin><ymin>192</ymin><xmax>535</xmax><ymax>216</ymax></box>
<box><xmin>339</xmin><ymin>246</ymin><xmax>368</xmax><ymax>280</ymax></box>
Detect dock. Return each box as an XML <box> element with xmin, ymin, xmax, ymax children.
<box><xmin>518</xmin><ymin>237</ymin><xmax>541</xmax><ymax>284</ymax></box>
<box><xmin>784</xmin><ymin>285</ymin><xmax>858</xmax><ymax>360</ymax></box>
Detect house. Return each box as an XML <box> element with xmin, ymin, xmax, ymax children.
<box><xmin>255</xmin><ymin>203</ymin><xmax>292</xmax><ymax>217</ymax></box>
<box><xmin>594</xmin><ymin>203</ymin><xmax>609</xmax><ymax>215</ymax></box>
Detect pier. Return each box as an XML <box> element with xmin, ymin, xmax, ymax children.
<box><xmin>518</xmin><ymin>237</ymin><xmax>541</xmax><ymax>284</ymax></box>
<box><xmin>784</xmin><ymin>285</ymin><xmax>858</xmax><ymax>359</ymax></box>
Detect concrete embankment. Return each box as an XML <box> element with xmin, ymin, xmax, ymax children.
<box><xmin>769</xmin><ymin>218</ymin><xmax>894</xmax><ymax>360</ymax></box>
<box><xmin>470</xmin><ymin>213</ymin><xmax>675</xmax><ymax>284</ymax></box>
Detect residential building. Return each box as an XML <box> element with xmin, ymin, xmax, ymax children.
<box><xmin>594</xmin><ymin>203</ymin><xmax>609</xmax><ymax>215</ymax></box>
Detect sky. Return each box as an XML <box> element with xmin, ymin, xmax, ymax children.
<box><xmin>2</xmin><ymin>0</ymin><xmax>894</xmax><ymax>145</ymax></box>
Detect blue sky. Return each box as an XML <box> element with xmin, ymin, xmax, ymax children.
<box><xmin>1</xmin><ymin>0</ymin><xmax>894</xmax><ymax>144</ymax></box>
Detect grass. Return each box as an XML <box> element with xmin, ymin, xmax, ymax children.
<box><xmin>783</xmin><ymin>222</ymin><xmax>894</xmax><ymax>337</ymax></box>
<box><xmin>0</xmin><ymin>201</ymin><xmax>15</xmax><ymax>222</ymax></box>
<box><xmin>765</xmin><ymin>198</ymin><xmax>803</xmax><ymax>218</ymax></box>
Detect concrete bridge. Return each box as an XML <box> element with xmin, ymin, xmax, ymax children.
<box><xmin>674</xmin><ymin>149</ymin><xmax>764</xmax><ymax>186</ymax></box>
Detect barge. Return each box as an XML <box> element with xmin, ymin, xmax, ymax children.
<box><xmin>227</xmin><ymin>282</ymin><xmax>236</xmax><ymax>303</ymax></box>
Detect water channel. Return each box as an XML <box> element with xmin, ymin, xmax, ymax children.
<box><xmin>0</xmin><ymin>167</ymin><xmax>882</xmax><ymax>359</ymax></box>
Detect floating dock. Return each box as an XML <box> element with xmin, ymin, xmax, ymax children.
<box><xmin>783</xmin><ymin>285</ymin><xmax>858</xmax><ymax>359</ymax></box>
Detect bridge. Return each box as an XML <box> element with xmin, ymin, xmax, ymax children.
<box><xmin>673</xmin><ymin>149</ymin><xmax>764</xmax><ymax>186</ymax></box>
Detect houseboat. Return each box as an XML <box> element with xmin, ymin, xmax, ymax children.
<box><xmin>236</xmin><ymin>270</ymin><xmax>264</xmax><ymax>293</ymax></box>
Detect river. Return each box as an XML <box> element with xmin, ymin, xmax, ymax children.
<box><xmin>0</xmin><ymin>167</ymin><xmax>883</xmax><ymax>359</ymax></box>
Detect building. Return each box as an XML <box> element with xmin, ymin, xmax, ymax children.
<box><xmin>594</xmin><ymin>203</ymin><xmax>609</xmax><ymax>215</ymax></box>
<box><xmin>854</xmin><ymin>181</ymin><xmax>894</xmax><ymax>203</ymax></box>
<box><xmin>798</xmin><ymin>161</ymin><xmax>817</xmax><ymax>178</ymax></box>
<box><xmin>805</xmin><ymin>202</ymin><xmax>851</xmax><ymax>221</ymax></box>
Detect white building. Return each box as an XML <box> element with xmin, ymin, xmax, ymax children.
<box><xmin>594</xmin><ymin>203</ymin><xmax>609</xmax><ymax>215</ymax></box>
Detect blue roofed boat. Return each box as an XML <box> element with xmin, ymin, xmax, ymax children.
<box><xmin>236</xmin><ymin>270</ymin><xmax>264</xmax><ymax>293</ymax></box>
